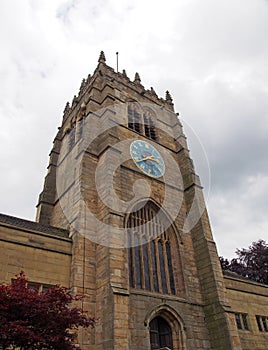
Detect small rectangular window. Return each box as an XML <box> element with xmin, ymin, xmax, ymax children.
<box><xmin>41</xmin><ymin>284</ymin><xmax>53</xmax><ymax>293</ymax></box>
<box><xmin>27</xmin><ymin>282</ymin><xmax>53</xmax><ymax>293</ymax></box>
<box><xmin>242</xmin><ymin>314</ymin><xmax>249</xmax><ymax>330</ymax></box>
<box><xmin>262</xmin><ymin>316</ymin><xmax>268</xmax><ymax>332</ymax></box>
<box><xmin>256</xmin><ymin>316</ymin><xmax>263</xmax><ymax>331</ymax></box>
<box><xmin>27</xmin><ymin>282</ymin><xmax>41</xmax><ymax>292</ymax></box>
<box><xmin>235</xmin><ymin>313</ymin><xmax>249</xmax><ymax>331</ymax></box>
<box><xmin>235</xmin><ymin>313</ymin><xmax>242</xmax><ymax>329</ymax></box>
<box><xmin>256</xmin><ymin>315</ymin><xmax>268</xmax><ymax>332</ymax></box>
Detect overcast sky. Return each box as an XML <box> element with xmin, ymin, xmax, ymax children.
<box><xmin>0</xmin><ymin>0</ymin><xmax>267</xmax><ymax>258</ymax></box>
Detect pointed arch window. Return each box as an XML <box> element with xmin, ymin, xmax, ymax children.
<box><xmin>150</xmin><ymin>316</ymin><xmax>173</xmax><ymax>350</ymax></box>
<box><xmin>127</xmin><ymin>104</ymin><xmax>157</xmax><ymax>141</ymax></box>
<box><xmin>127</xmin><ymin>203</ymin><xmax>176</xmax><ymax>295</ymax></box>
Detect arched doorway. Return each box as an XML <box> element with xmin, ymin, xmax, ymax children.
<box><xmin>145</xmin><ymin>304</ymin><xmax>187</xmax><ymax>350</ymax></box>
<box><xmin>150</xmin><ymin>316</ymin><xmax>173</xmax><ymax>349</ymax></box>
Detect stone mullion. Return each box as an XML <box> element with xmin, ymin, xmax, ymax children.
<box><xmin>146</xmin><ymin>206</ymin><xmax>154</xmax><ymax>292</ymax></box>
<box><xmin>155</xmin><ymin>238</ymin><xmax>162</xmax><ymax>294</ymax></box>
<box><xmin>131</xmin><ymin>215</ymin><xmax>136</xmax><ymax>288</ymax></box>
<box><xmin>166</xmin><ymin>227</ymin><xmax>176</xmax><ymax>294</ymax></box>
<box><xmin>162</xmin><ymin>230</ymin><xmax>171</xmax><ymax>294</ymax></box>
<box><xmin>150</xmin><ymin>207</ymin><xmax>160</xmax><ymax>292</ymax></box>
<box><xmin>138</xmin><ymin>211</ymin><xmax>145</xmax><ymax>290</ymax></box>
<box><xmin>154</xmin><ymin>211</ymin><xmax>162</xmax><ymax>294</ymax></box>
<box><xmin>127</xmin><ymin>219</ymin><xmax>133</xmax><ymax>289</ymax></box>
<box><xmin>150</xmin><ymin>209</ymin><xmax>158</xmax><ymax>293</ymax></box>
<box><xmin>134</xmin><ymin>213</ymin><xmax>142</xmax><ymax>289</ymax></box>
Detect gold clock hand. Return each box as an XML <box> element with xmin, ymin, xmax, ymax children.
<box><xmin>136</xmin><ymin>155</ymin><xmax>161</xmax><ymax>164</ymax></box>
<box><xmin>136</xmin><ymin>155</ymin><xmax>154</xmax><ymax>162</ymax></box>
<box><xmin>146</xmin><ymin>156</ymin><xmax>161</xmax><ymax>164</ymax></box>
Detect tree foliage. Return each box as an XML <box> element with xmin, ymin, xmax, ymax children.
<box><xmin>220</xmin><ymin>239</ymin><xmax>268</xmax><ymax>285</ymax></box>
<box><xmin>0</xmin><ymin>271</ymin><xmax>94</xmax><ymax>350</ymax></box>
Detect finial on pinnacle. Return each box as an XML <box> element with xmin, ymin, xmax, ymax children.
<box><xmin>63</xmin><ymin>102</ymin><xmax>70</xmax><ymax>114</ymax></box>
<box><xmin>86</xmin><ymin>74</ymin><xmax>91</xmax><ymax>83</ymax></box>
<box><xmin>79</xmin><ymin>78</ymin><xmax>86</xmax><ymax>93</ymax></box>
<box><xmin>72</xmin><ymin>95</ymin><xmax>78</xmax><ymax>107</ymax></box>
<box><xmin>150</xmin><ymin>87</ymin><xmax>157</xmax><ymax>95</ymax></box>
<box><xmin>165</xmin><ymin>90</ymin><xmax>173</xmax><ymax>103</ymax></box>
<box><xmin>122</xmin><ymin>69</ymin><xmax>127</xmax><ymax>77</ymax></box>
<box><xmin>98</xmin><ymin>51</ymin><xmax>106</xmax><ymax>63</ymax></box>
<box><xmin>134</xmin><ymin>72</ymin><xmax>141</xmax><ymax>84</ymax></box>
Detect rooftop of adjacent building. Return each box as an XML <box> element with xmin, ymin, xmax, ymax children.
<box><xmin>0</xmin><ymin>212</ymin><xmax>69</xmax><ymax>238</ymax></box>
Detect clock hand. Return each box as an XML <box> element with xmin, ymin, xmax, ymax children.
<box><xmin>146</xmin><ymin>156</ymin><xmax>161</xmax><ymax>164</ymax></box>
<box><xmin>136</xmin><ymin>155</ymin><xmax>161</xmax><ymax>164</ymax></box>
<box><xmin>136</xmin><ymin>155</ymin><xmax>154</xmax><ymax>162</ymax></box>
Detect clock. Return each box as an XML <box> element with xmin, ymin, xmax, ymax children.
<box><xmin>130</xmin><ymin>140</ymin><xmax>165</xmax><ymax>178</ymax></box>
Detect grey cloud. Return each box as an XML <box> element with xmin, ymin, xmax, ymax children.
<box><xmin>56</xmin><ymin>0</ymin><xmax>77</xmax><ymax>21</ymax></box>
<box><xmin>0</xmin><ymin>0</ymin><xmax>267</xmax><ymax>259</ymax></box>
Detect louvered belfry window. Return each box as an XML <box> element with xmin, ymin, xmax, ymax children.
<box><xmin>127</xmin><ymin>104</ymin><xmax>157</xmax><ymax>141</ymax></box>
<box><xmin>144</xmin><ymin>113</ymin><xmax>156</xmax><ymax>141</ymax></box>
<box><xmin>127</xmin><ymin>203</ymin><xmax>176</xmax><ymax>295</ymax></box>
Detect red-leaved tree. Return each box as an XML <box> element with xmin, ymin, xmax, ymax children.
<box><xmin>0</xmin><ymin>271</ymin><xmax>94</xmax><ymax>350</ymax></box>
<box><xmin>220</xmin><ymin>239</ymin><xmax>268</xmax><ymax>285</ymax></box>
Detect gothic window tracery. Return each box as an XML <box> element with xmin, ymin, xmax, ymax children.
<box><xmin>127</xmin><ymin>203</ymin><xmax>176</xmax><ymax>295</ymax></box>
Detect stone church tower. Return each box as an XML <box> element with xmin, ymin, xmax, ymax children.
<box><xmin>36</xmin><ymin>51</ymin><xmax>241</xmax><ymax>350</ymax></box>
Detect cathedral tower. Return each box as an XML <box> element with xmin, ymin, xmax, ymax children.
<box><xmin>36</xmin><ymin>52</ymin><xmax>241</xmax><ymax>350</ymax></box>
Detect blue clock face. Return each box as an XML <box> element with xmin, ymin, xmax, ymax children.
<box><xmin>130</xmin><ymin>140</ymin><xmax>165</xmax><ymax>178</ymax></box>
